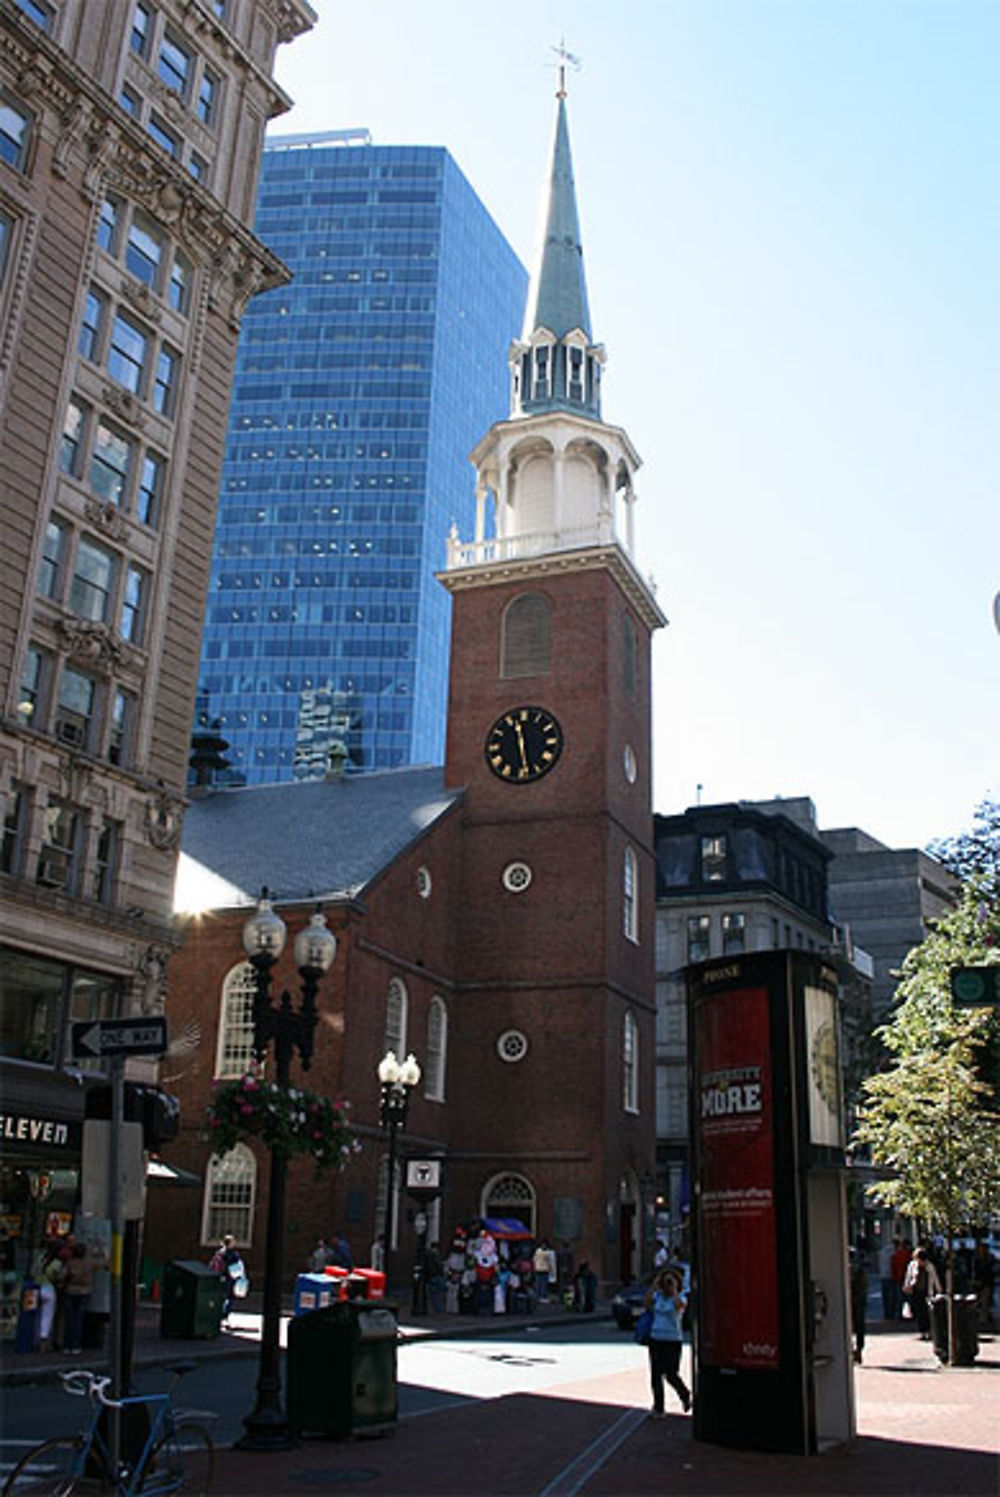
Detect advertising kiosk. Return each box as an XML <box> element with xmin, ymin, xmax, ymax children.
<box><xmin>688</xmin><ymin>951</ymin><xmax>854</xmax><ymax>1454</ymax></box>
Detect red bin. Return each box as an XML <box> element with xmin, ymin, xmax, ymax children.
<box><xmin>323</xmin><ymin>1265</ymin><xmax>350</xmax><ymax>1299</ymax></box>
<box><xmin>352</xmin><ymin>1268</ymin><xmax>386</xmax><ymax>1300</ymax></box>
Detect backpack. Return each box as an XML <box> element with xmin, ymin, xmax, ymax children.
<box><xmin>209</xmin><ymin>1249</ymin><xmax>225</xmax><ymax>1273</ymax></box>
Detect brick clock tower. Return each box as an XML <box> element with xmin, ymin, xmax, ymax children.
<box><xmin>439</xmin><ymin>80</ymin><xmax>667</xmax><ymax>1285</ymax></box>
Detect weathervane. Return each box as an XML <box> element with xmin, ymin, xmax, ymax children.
<box><xmin>551</xmin><ymin>37</ymin><xmax>582</xmax><ymax>99</ymax></box>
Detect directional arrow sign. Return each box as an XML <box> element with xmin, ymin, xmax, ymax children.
<box><xmin>70</xmin><ymin>1015</ymin><xmax>168</xmax><ymax>1060</ymax></box>
<box><xmin>950</xmin><ymin>966</ymin><xmax>1000</xmax><ymax>1008</ymax></box>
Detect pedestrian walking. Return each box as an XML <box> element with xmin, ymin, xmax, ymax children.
<box><xmin>903</xmin><ymin>1246</ymin><xmax>941</xmax><ymax>1339</ymax></box>
<box><xmin>645</xmin><ymin>1267</ymin><xmax>690</xmax><ymax>1418</ymax></box>
<box><xmin>533</xmin><ymin>1240</ymin><xmax>556</xmax><ymax>1303</ymax></box>
<box><xmin>849</xmin><ymin>1247</ymin><xmax>868</xmax><ymax>1363</ymax></box>
<box><xmin>61</xmin><ymin>1243</ymin><xmax>95</xmax><ymax>1355</ymax></box>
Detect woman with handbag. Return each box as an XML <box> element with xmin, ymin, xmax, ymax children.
<box><xmin>642</xmin><ymin>1267</ymin><xmax>691</xmax><ymax>1418</ymax></box>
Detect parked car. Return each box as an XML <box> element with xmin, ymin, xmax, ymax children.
<box><xmin>611</xmin><ymin>1277</ymin><xmax>652</xmax><ymax>1329</ymax></box>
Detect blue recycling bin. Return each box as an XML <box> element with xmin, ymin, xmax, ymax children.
<box><xmin>294</xmin><ymin>1272</ymin><xmax>340</xmax><ymax>1316</ymax></box>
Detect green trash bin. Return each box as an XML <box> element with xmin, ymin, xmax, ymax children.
<box><xmin>160</xmin><ymin>1260</ymin><xmax>225</xmax><ymax>1339</ymax></box>
<box><xmin>287</xmin><ymin>1299</ymin><xmax>397</xmax><ymax>1438</ymax></box>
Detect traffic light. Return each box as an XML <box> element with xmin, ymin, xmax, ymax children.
<box><xmin>85</xmin><ymin>1083</ymin><xmax>180</xmax><ymax>1150</ymax></box>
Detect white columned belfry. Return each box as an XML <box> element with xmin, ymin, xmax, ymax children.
<box><xmin>445</xmin><ymin>77</ymin><xmax>652</xmax><ymax>589</ymax></box>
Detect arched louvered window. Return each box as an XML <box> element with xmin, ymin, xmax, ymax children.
<box><xmin>425</xmin><ymin>996</ymin><xmax>447</xmax><ymax>1102</ymax></box>
<box><xmin>501</xmin><ymin>593</ymin><xmax>552</xmax><ymax>679</ymax></box>
<box><xmin>623</xmin><ymin>613</ymin><xmax>637</xmax><ymax>699</ymax></box>
<box><xmin>384</xmin><ymin>977</ymin><xmax>408</xmax><ymax>1060</ymax></box>
<box><xmin>623</xmin><ymin>1012</ymin><xmax>639</xmax><ymax>1113</ymax></box>
<box><xmin>215</xmin><ymin>963</ymin><xmax>259</xmax><ymax>1078</ymax></box>
<box><xmin>202</xmin><ymin>1143</ymin><xmax>256</xmax><ymax>1247</ymax></box>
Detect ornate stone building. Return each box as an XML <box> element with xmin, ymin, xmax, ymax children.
<box><xmin>0</xmin><ymin>0</ymin><xmax>313</xmax><ymax>1295</ymax></box>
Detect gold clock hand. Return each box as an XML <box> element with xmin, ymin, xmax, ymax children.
<box><xmin>514</xmin><ymin>720</ymin><xmax>529</xmax><ymax>771</ymax></box>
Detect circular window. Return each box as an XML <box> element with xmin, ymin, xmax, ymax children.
<box><xmin>497</xmin><ymin>1029</ymin><xmax>529</xmax><ymax>1064</ymax></box>
<box><xmin>416</xmin><ymin>866</ymin><xmax>432</xmax><ymax>899</ymax></box>
<box><xmin>502</xmin><ymin>861</ymin><xmax>532</xmax><ymax>894</ymax></box>
<box><xmin>623</xmin><ymin>744</ymin><xmax>637</xmax><ymax>784</ymax></box>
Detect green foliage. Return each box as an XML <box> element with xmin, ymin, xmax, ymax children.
<box><xmin>854</xmin><ymin>878</ymin><xmax>1000</xmax><ymax>1230</ymax></box>
<box><xmin>927</xmin><ymin>796</ymin><xmax>1000</xmax><ymax>900</ymax></box>
<box><xmin>207</xmin><ymin>1073</ymin><xmax>359</xmax><ymax>1174</ymax></box>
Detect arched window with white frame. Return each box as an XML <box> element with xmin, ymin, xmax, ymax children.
<box><xmin>201</xmin><ymin>1142</ymin><xmax>256</xmax><ymax>1247</ymax></box>
<box><xmin>481</xmin><ymin>1172</ymin><xmax>536</xmax><ymax>1236</ymax></box>
<box><xmin>425</xmin><ymin>996</ymin><xmax>447</xmax><ymax>1102</ymax></box>
<box><xmin>384</xmin><ymin>976</ymin><xmax>407</xmax><ymax>1059</ymax></box>
<box><xmin>215</xmin><ymin>962</ymin><xmax>258</xmax><ymax>1078</ymax></box>
<box><xmin>623</xmin><ymin>1011</ymin><xmax>639</xmax><ymax>1114</ymax></box>
<box><xmin>623</xmin><ymin>845</ymin><xmax>639</xmax><ymax>943</ymax></box>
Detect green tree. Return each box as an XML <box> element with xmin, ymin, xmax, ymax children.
<box><xmin>854</xmin><ymin>851</ymin><xmax>1000</xmax><ymax>1361</ymax></box>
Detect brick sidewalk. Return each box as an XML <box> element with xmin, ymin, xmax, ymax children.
<box><xmin>5</xmin><ymin>1313</ymin><xmax>998</xmax><ymax>1494</ymax></box>
<box><xmin>205</xmin><ymin>1324</ymin><xmax>1000</xmax><ymax>1496</ymax></box>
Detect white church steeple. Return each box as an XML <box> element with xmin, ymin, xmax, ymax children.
<box><xmin>444</xmin><ymin>80</ymin><xmax>653</xmax><ymax>606</ymax></box>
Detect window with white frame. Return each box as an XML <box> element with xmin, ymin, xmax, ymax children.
<box><xmin>92</xmin><ymin>818</ymin><xmax>119</xmax><ymax>903</ymax></box>
<box><xmin>215</xmin><ymin>963</ymin><xmax>258</xmax><ymax>1078</ymax></box>
<box><xmin>37</xmin><ymin>800</ymin><xmax>81</xmax><ymax>892</ymax></box>
<box><xmin>69</xmin><ymin>536</ymin><xmax>115</xmax><ymax>623</ymax></box>
<box><xmin>623</xmin><ymin>845</ymin><xmax>639</xmax><ymax>943</ymax></box>
<box><xmin>623</xmin><ymin>1011</ymin><xmax>639</xmax><ymax>1113</ymax></box>
<box><xmin>722</xmin><ymin>912</ymin><xmax>746</xmax><ymax>955</ymax></box>
<box><xmin>687</xmin><ymin>914</ymin><xmax>711</xmax><ymax>963</ymax></box>
<box><xmin>39</xmin><ymin>519</ymin><xmax>67</xmax><ymax>601</ymax></box>
<box><xmin>17</xmin><ymin>644</ymin><xmax>47</xmax><ymax>727</ymax></box>
<box><xmin>54</xmin><ymin>664</ymin><xmax>97</xmax><ymax>752</ymax></box>
<box><xmin>0</xmin><ymin>207</ymin><xmax>13</xmax><ymax>286</ymax></box>
<box><xmin>119</xmin><ymin>563</ymin><xmax>149</xmax><ymax>645</ymax></box>
<box><xmin>0</xmin><ymin>93</ymin><xmax>32</xmax><ymax>171</ymax></box>
<box><xmin>424</xmin><ymin>996</ymin><xmax>447</xmax><ymax>1102</ymax></box>
<box><xmin>107</xmin><ymin>687</ymin><xmax>135</xmax><ymax>767</ymax></box>
<box><xmin>202</xmin><ymin>1143</ymin><xmax>256</xmax><ymax>1247</ymax></box>
<box><xmin>62</xmin><ymin>396</ymin><xmax>168</xmax><ymax>527</ymax></box>
<box><xmin>384</xmin><ymin>977</ymin><xmax>407</xmax><ymax>1059</ymax></box>
<box><xmin>701</xmin><ymin>835</ymin><xmax>727</xmax><ymax>883</ymax></box>
<box><xmin>1</xmin><ymin>785</ymin><xmax>28</xmax><ymax>875</ymax></box>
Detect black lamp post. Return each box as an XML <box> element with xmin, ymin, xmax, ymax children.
<box><xmin>377</xmin><ymin>1049</ymin><xmax>420</xmax><ymax>1297</ymax></box>
<box><xmin>235</xmin><ymin>889</ymin><xmax>337</xmax><ymax>1453</ymax></box>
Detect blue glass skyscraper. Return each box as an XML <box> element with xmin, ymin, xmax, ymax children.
<box><xmin>197</xmin><ymin>131</ymin><xmax>526</xmax><ymax>782</ymax></box>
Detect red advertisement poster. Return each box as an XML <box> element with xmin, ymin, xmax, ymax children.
<box><xmin>696</xmin><ymin>984</ymin><xmax>779</xmax><ymax>1369</ymax></box>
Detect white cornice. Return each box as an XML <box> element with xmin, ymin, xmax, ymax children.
<box><xmin>437</xmin><ymin>543</ymin><xmax>667</xmax><ymax>632</ymax></box>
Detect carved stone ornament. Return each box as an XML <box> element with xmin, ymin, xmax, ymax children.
<box><xmin>55</xmin><ymin>617</ymin><xmax>127</xmax><ymax>673</ymax></box>
<box><xmin>83</xmin><ymin>495</ymin><xmax>129</xmax><ymax>540</ymax></box>
<box><xmin>145</xmin><ymin>790</ymin><xmax>185</xmax><ymax>850</ymax></box>
<box><xmin>135</xmin><ymin>943</ymin><xmax>171</xmax><ymax>1016</ymax></box>
<box><xmin>58</xmin><ymin>755</ymin><xmax>93</xmax><ymax>805</ymax></box>
<box><xmin>120</xmin><ymin>277</ymin><xmax>163</xmax><ymax>323</ymax></box>
<box><xmin>149</xmin><ymin>77</ymin><xmax>187</xmax><ymax>124</ymax></box>
<box><xmin>102</xmin><ymin>383</ymin><xmax>147</xmax><ymax>429</ymax></box>
<box><xmin>53</xmin><ymin>98</ymin><xmax>88</xmax><ymax>179</ymax></box>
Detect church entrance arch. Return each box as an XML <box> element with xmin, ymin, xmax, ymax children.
<box><xmin>480</xmin><ymin>1172</ymin><xmax>535</xmax><ymax>1236</ymax></box>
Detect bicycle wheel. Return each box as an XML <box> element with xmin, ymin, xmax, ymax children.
<box><xmin>139</xmin><ymin>1424</ymin><xmax>213</xmax><ymax>1496</ymax></box>
<box><xmin>2</xmin><ymin>1438</ymin><xmax>93</xmax><ymax>1496</ymax></box>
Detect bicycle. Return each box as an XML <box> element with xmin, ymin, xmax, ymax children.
<box><xmin>3</xmin><ymin>1361</ymin><xmax>215</xmax><ymax>1496</ymax></box>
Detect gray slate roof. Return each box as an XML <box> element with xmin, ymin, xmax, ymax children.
<box><xmin>175</xmin><ymin>766</ymin><xmax>462</xmax><ymax>911</ymax></box>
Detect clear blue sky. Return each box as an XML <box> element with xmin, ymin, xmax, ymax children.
<box><xmin>273</xmin><ymin>0</ymin><xmax>998</xmax><ymax>852</ymax></box>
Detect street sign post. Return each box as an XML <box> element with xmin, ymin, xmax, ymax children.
<box><xmin>950</xmin><ymin>966</ymin><xmax>1000</xmax><ymax>1008</ymax></box>
<box><xmin>70</xmin><ymin>1016</ymin><xmax>168</xmax><ymax>1060</ymax></box>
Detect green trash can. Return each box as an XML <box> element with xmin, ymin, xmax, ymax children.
<box><xmin>160</xmin><ymin>1260</ymin><xmax>225</xmax><ymax>1339</ymax></box>
<box><xmin>287</xmin><ymin>1299</ymin><xmax>397</xmax><ymax>1438</ymax></box>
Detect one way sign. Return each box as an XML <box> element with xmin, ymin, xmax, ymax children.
<box><xmin>70</xmin><ymin>1015</ymin><xmax>168</xmax><ymax>1060</ymax></box>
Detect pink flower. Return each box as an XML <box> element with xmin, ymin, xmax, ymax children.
<box><xmin>240</xmin><ymin>1104</ymin><xmax>254</xmax><ymax>1116</ymax></box>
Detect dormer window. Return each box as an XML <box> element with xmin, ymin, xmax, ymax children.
<box><xmin>534</xmin><ymin>346</ymin><xmax>549</xmax><ymax>400</ymax></box>
<box><xmin>569</xmin><ymin>346</ymin><xmax>583</xmax><ymax>402</ymax></box>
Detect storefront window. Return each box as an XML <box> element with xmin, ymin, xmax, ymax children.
<box><xmin>0</xmin><ymin>951</ymin><xmax>65</xmax><ymax>1065</ymax></box>
<box><xmin>0</xmin><ymin>949</ymin><xmax>119</xmax><ymax>1067</ymax></box>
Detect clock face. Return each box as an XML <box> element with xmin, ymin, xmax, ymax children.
<box><xmin>485</xmin><ymin>706</ymin><xmax>563</xmax><ymax>783</ymax></box>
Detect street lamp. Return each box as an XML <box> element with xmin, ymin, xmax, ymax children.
<box><xmin>235</xmin><ymin>889</ymin><xmax>337</xmax><ymax>1453</ymax></box>
<box><xmin>377</xmin><ymin>1050</ymin><xmax>420</xmax><ymax>1296</ymax></box>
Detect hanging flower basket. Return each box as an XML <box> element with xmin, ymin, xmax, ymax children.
<box><xmin>206</xmin><ymin>1073</ymin><xmax>359</xmax><ymax>1174</ymax></box>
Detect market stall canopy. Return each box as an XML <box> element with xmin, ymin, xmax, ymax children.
<box><xmin>480</xmin><ymin>1217</ymin><xmax>532</xmax><ymax>1240</ymax></box>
